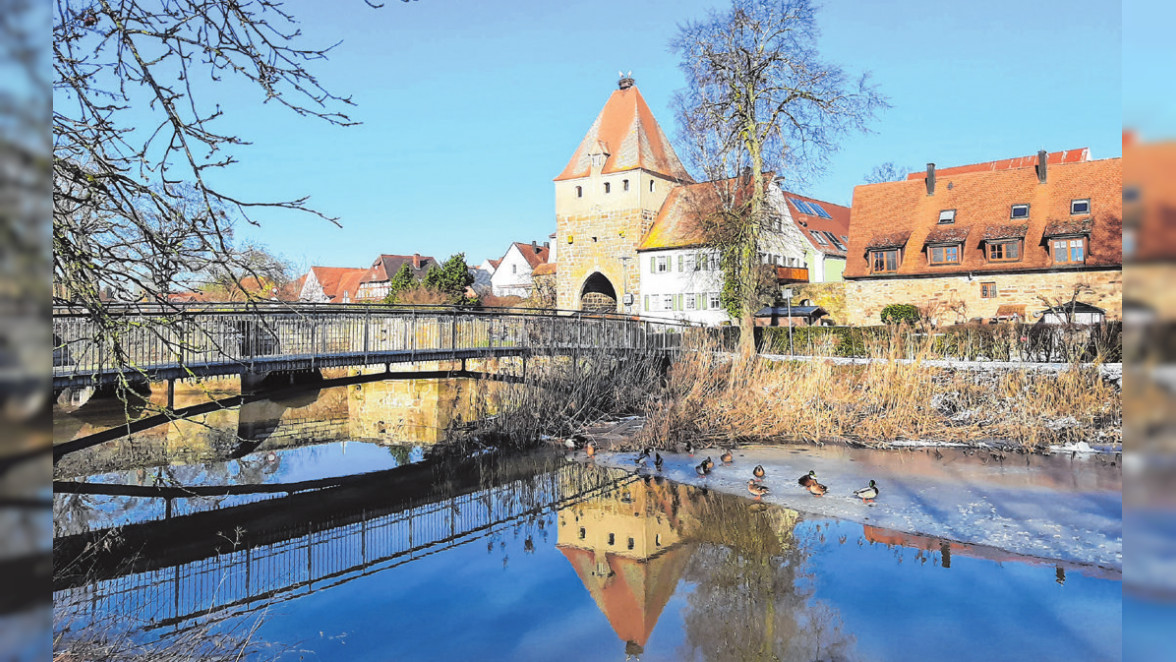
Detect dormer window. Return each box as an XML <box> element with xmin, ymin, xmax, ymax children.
<box><xmin>870</xmin><ymin>249</ymin><xmax>901</xmax><ymax>273</ymax></box>
<box><xmin>591</xmin><ymin>154</ymin><xmax>605</xmax><ymax>168</ymax></box>
<box><xmin>575</xmin><ymin>186</ymin><xmax>582</xmax><ymax>198</ymax></box>
<box><xmin>928</xmin><ymin>244</ymin><xmax>961</xmax><ymax>265</ymax></box>
<box><xmin>623</xmin><ymin>179</ymin><xmax>630</xmax><ymax>191</ymax></box>
<box><xmin>604</xmin><ymin>182</ymin><xmax>611</xmax><ymax>194</ymax></box>
<box><xmin>1010</xmin><ymin>204</ymin><xmax>1029</xmax><ymax>219</ymax></box>
<box><xmin>938</xmin><ymin>210</ymin><xmax>956</xmax><ymax>224</ymax></box>
<box><xmin>1071</xmin><ymin>199</ymin><xmax>1090</xmax><ymax>215</ymax></box>
<box><xmin>986</xmin><ymin>240</ymin><xmax>1022</xmax><ymax>262</ymax></box>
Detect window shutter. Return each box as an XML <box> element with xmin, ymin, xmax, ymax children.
<box><xmin>677</xmin><ymin>255</ymin><xmax>683</xmax><ymax>271</ymax></box>
<box><xmin>644</xmin><ymin>295</ymin><xmax>649</xmax><ymax>312</ymax></box>
<box><xmin>650</xmin><ymin>257</ymin><xmax>655</xmax><ymax>273</ymax></box>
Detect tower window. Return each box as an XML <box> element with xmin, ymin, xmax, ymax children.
<box><xmin>627</xmin><ymin>537</ymin><xmax>635</xmax><ymax>550</ymax></box>
<box><xmin>1071</xmin><ymin>199</ymin><xmax>1090</xmax><ymax>215</ymax></box>
<box><xmin>608</xmin><ymin>533</ymin><xmax>615</xmax><ymax>546</ymax></box>
<box><xmin>575</xmin><ymin>186</ymin><xmax>582</xmax><ymax>198</ymax></box>
<box><xmin>649</xmin><ymin>180</ymin><xmax>655</xmax><ymax>193</ymax></box>
<box><xmin>579</xmin><ymin>527</ymin><xmax>586</xmax><ymax>540</ymax></box>
<box><xmin>623</xmin><ymin>179</ymin><xmax>630</xmax><ymax>191</ymax></box>
<box><xmin>604</xmin><ymin>182</ymin><xmax>611</xmax><ymax>194</ymax></box>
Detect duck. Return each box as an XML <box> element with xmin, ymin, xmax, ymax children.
<box><xmin>654</xmin><ymin>452</ymin><xmax>664</xmax><ymax>471</ymax></box>
<box><xmin>701</xmin><ymin>456</ymin><xmax>715</xmax><ymax>472</ymax></box>
<box><xmin>747</xmin><ymin>480</ymin><xmax>770</xmax><ymax>499</ymax></box>
<box><xmin>695</xmin><ymin>461</ymin><xmax>711</xmax><ymax>477</ymax></box>
<box><xmin>635</xmin><ymin>447</ymin><xmax>651</xmax><ymax>465</ymax></box>
<box><xmin>585</xmin><ymin>440</ymin><xmax>596</xmax><ymax>457</ymax></box>
<box><xmin>853</xmin><ymin>479</ymin><xmax>879</xmax><ymax>502</ymax></box>
<box><xmin>807</xmin><ymin>479</ymin><xmax>828</xmax><ymax>497</ymax></box>
<box><xmin>684</xmin><ymin>441</ymin><xmax>695</xmax><ymax>457</ymax></box>
<box><xmin>797</xmin><ymin>470</ymin><xmax>818</xmax><ymax>487</ymax></box>
<box><xmin>720</xmin><ymin>449</ymin><xmax>733</xmax><ymax>464</ymax></box>
<box><xmin>752</xmin><ymin>464</ymin><xmax>766</xmax><ymax>480</ymax></box>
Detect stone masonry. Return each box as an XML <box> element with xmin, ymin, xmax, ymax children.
<box><xmin>844</xmin><ymin>269</ymin><xmax>1122</xmax><ymax>326</ymax></box>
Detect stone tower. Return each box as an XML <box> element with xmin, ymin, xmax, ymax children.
<box><xmin>554</xmin><ymin>76</ymin><xmax>693</xmax><ymax>312</ymax></box>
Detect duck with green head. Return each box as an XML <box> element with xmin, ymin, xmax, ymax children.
<box><xmin>854</xmin><ymin>479</ymin><xmax>879</xmax><ymax>502</ymax></box>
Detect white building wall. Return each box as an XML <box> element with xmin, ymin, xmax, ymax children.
<box><xmin>298</xmin><ymin>270</ymin><xmax>328</xmax><ymax>303</ymax></box>
<box><xmin>490</xmin><ymin>245</ymin><xmax>538</xmax><ymax>298</ymax></box>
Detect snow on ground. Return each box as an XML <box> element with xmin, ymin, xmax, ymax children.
<box><xmin>595</xmin><ymin>444</ymin><xmax>1122</xmax><ymax>571</ymax></box>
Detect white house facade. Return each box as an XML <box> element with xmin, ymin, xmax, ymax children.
<box><xmin>489</xmin><ymin>242</ymin><xmax>550</xmax><ymax>298</ymax></box>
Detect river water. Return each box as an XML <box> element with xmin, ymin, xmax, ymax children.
<box><xmin>52</xmin><ymin>377</ymin><xmax>1123</xmax><ymax>661</ymax></box>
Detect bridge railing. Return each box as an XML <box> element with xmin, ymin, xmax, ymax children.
<box><xmin>52</xmin><ymin>304</ymin><xmax>701</xmax><ymax>381</ymax></box>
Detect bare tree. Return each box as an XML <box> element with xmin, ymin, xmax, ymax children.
<box><xmin>51</xmin><ymin>0</ymin><xmax>386</xmax><ymax>399</ymax></box>
<box><xmin>672</xmin><ymin>0</ymin><xmax>886</xmax><ymax>358</ymax></box>
<box><xmin>863</xmin><ymin>161</ymin><xmax>910</xmax><ymax>184</ymax></box>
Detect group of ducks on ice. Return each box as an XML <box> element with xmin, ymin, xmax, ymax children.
<box><xmin>577</xmin><ymin>438</ymin><xmax>880</xmax><ymax>504</ymax></box>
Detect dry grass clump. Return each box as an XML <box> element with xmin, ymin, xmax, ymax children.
<box><xmin>641</xmin><ymin>333</ymin><xmax>1120</xmax><ymax>451</ymax></box>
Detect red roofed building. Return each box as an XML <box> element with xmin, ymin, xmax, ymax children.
<box><xmin>355</xmin><ymin>253</ymin><xmax>437</xmax><ymax>301</ymax></box>
<box><xmin>295</xmin><ymin>266</ymin><xmax>370</xmax><ymax>303</ymax></box>
<box><xmin>489</xmin><ymin>241</ymin><xmax>551</xmax><ymax>297</ymax></box>
<box><xmin>844</xmin><ymin>150</ymin><xmax>1122</xmax><ymax>326</ymax></box>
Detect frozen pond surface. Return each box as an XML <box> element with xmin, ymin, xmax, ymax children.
<box><xmin>598</xmin><ymin>443</ymin><xmax>1122</xmax><ymax>571</ymax></box>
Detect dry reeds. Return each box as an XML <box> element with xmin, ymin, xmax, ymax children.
<box><xmin>641</xmin><ymin>331</ymin><xmax>1120</xmax><ymax>451</ymax></box>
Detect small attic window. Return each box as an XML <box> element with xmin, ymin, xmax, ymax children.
<box><xmin>575</xmin><ymin>186</ymin><xmax>582</xmax><ymax>198</ymax></box>
<box><xmin>623</xmin><ymin>179</ymin><xmax>630</xmax><ymax>191</ymax></box>
<box><xmin>1010</xmin><ymin>204</ymin><xmax>1029</xmax><ymax>219</ymax></box>
<box><xmin>1071</xmin><ymin>199</ymin><xmax>1090</xmax><ymax>215</ymax></box>
<box><xmin>938</xmin><ymin>210</ymin><xmax>956</xmax><ymax>224</ymax></box>
<box><xmin>604</xmin><ymin>182</ymin><xmax>611</xmax><ymax>194</ymax></box>
<box><xmin>649</xmin><ymin>180</ymin><xmax>655</xmax><ymax>193</ymax></box>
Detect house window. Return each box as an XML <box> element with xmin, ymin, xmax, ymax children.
<box><xmin>650</xmin><ymin>180</ymin><xmax>655</xmax><ymax>193</ymax></box>
<box><xmin>841</xmin><ymin>235</ymin><xmax>849</xmax><ymax>243</ymax></box>
<box><xmin>928</xmin><ymin>245</ymin><xmax>960</xmax><ymax>265</ymax></box>
<box><xmin>823</xmin><ymin>232</ymin><xmax>845</xmax><ymax>250</ymax></box>
<box><xmin>654</xmin><ymin>256</ymin><xmax>668</xmax><ymax>273</ymax></box>
<box><xmin>1010</xmin><ymin>204</ymin><xmax>1030</xmax><ymax>219</ymax></box>
<box><xmin>810</xmin><ymin>231</ymin><xmax>828</xmax><ymax>246</ymax></box>
<box><xmin>938</xmin><ymin>210</ymin><xmax>956</xmax><ymax>224</ymax></box>
<box><xmin>870</xmin><ymin>249</ymin><xmax>900</xmax><ymax>273</ymax></box>
<box><xmin>684</xmin><ymin>255</ymin><xmax>696</xmax><ymax>271</ymax></box>
<box><xmin>604</xmin><ymin>182</ymin><xmax>611</xmax><ymax>194</ymax></box>
<box><xmin>623</xmin><ymin>179</ymin><xmax>630</xmax><ymax>191</ymax></box>
<box><xmin>709</xmin><ymin>292</ymin><xmax>721</xmax><ymax>309</ymax></box>
<box><xmin>1052</xmin><ymin>238</ymin><xmax>1086</xmax><ymax>264</ymax></box>
<box><xmin>575</xmin><ymin>186</ymin><xmax>582</xmax><ymax>198</ymax></box>
<box><xmin>511</xmin><ymin>264</ymin><xmax>517</xmax><ymax>274</ymax></box>
<box><xmin>1124</xmin><ymin>228</ymin><xmax>1136</xmax><ymax>256</ymax></box>
<box><xmin>663</xmin><ymin>294</ymin><xmax>673</xmax><ymax>310</ymax></box>
<box><xmin>1071</xmin><ymin>199</ymin><xmax>1090</xmax><ymax>215</ymax></box>
<box><xmin>986</xmin><ymin>240</ymin><xmax>1021</xmax><ymax>262</ymax></box>
<box><xmin>981</xmin><ymin>282</ymin><xmax>997</xmax><ymax>298</ymax></box>
<box><xmin>686</xmin><ymin>294</ymin><xmax>696</xmax><ymax>310</ymax></box>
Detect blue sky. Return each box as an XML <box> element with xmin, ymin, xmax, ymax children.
<box><xmin>205</xmin><ymin>0</ymin><xmax>1121</xmax><ymax>271</ymax></box>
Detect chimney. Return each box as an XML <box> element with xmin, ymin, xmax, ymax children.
<box><xmin>531</xmin><ymin>240</ymin><xmax>538</xmax><ymax>252</ymax></box>
<box><xmin>1035</xmin><ymin>150</ymin><xmax>1048</xmax><ymax>183</ymax></box>
<box><xmin>543</xmin><ymin>241</ymin><xmax>550</xmax><ymax>250</ymax></box>
<box><xmin>925</xmin><ymin>163</ymin><xmax>936</xmax><ymax>195</ymax></box>
<box><xmin>413</xmin><ymin>253</ymin><xmax>421</xmax><ymax>269</ymax></box>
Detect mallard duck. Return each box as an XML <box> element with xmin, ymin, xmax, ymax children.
<box><xmin>635</xmin><ymin>447</ymin><xmax>651</xmax><ymax>465</ymax></box>
<box><xmin>702</xmin><ymin>456</ymin><xmax>715</xmax><ymax>472</ymax></box>
<box><xmin>753</xmin><ymin>464</ymin><xmax>766</xmax><ymax>479</ymax></box>
<box><xmin>720</xmin><ymin>449</ymin><xmax>733</xmax><ymax>464</ymax></box>
<box><xmin>654</xmin><ymin>452</ymin><xmax>664</xmax><ymax>471</ymax></box>
<box><xmin>853</xmin><ymin>479</ymin><xmax>879</xmax><ymax>502</ymax></box>
<box><xmin>684</xmin><ymin>441</ymin><xmax>695</xmax><ymax>457</ymax></box>
<box><xmin>585</xmin><ymin>440</ymin><xmax>596</xmax><ymax>457</ymax></box>
<box><xmin>695</xmin><ymin>461</ymin><xmax>711</xmax><ymax>476</ymax></box>
<box><xmin>747</xmin><ymin>480</ymin><xmax>770</xmax><ymax>498</ymax></box>
<box><xmin>807</xmin><ymin>480</ymin><xmax>828</xmax><ymax>496</ymax></box>
<box><xmin>798</xmin><ymin>470</ymin><xmax>818</xmax><ymax>487</ymax></box>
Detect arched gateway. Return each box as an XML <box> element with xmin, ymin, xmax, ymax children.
<box><xmin>579</xmin><ymin>272</ymin><xmax>618</xmax><ymax>312</ymax></box>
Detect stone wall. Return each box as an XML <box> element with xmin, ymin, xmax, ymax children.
<box><xmin>555</xmin><ymin>207</ymin><xmax>655</xmax><ymax>312</ymax></box>
<box><xmin>844</xmin><ymin>269</ymin><xmax>1122</xmax><ymax>326</ymax></box>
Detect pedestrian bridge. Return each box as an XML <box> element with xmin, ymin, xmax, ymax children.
<box><xmin>52</xmin><ymin>303</ymin><xmax>696</xmax><ymax>390</ymax></box>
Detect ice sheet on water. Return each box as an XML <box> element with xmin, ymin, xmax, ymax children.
<box><xmin>596</xmin><ymin>445</ymin><xmax>1122</xmax><ymax>570</ymax></box>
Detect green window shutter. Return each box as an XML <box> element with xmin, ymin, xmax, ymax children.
<box><xmin>650</xmin><ymin>257</ymin><xmax>655</xmax><ymax>273</ymax></box>
<box><xmin>697</xmin><ymin>293</ymin><xmax>704</xmax><ymax>309</ymax></box>
<box><xmin>677</xmin><ymin>255</ymin><xmax>683</xmax><ymax>271</ymax></box>
<box><xmin>644</xmin><ymin>295</ymin><xmax>649</xmax><ymax>312</ymax></box>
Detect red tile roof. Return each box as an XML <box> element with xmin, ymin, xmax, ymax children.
<box><xmin>510</xmin><ymin>242</ymin><xmax>550</xmax><ymax>269</ymax></box>
<box><xmin>906</xmin><ymin>148</ymin><xmax>1090</xmax><ymax>180</ymax></box>
<box><xmin>638</xmin><ymin>174</ymin><xmax>773</xmax><ymax>251</ymax></box>
<box><xmin>845</xmin><ymin>156</ymin><xmax>1121</xmax><ymax>279</ymax></box>
<box><xmin>308</xmin><ymin>266</ymin><xmax>369</xmax><ymax>303</ymax></box>
<box><xmin>780</xmin><ymin>191</ymin><xmax>851</xmax><ymax>257</ymax></box>
<box><xmin>361</xmin><ymin>254</ymin><xmax>437</xmax><ymax>284</ymax></box>
<box><xmin>1123</xmin><ymin>138</ymin><xmax>1176</xmax><ymax>262</ymax></box>
<box><xmin>555</xmin><ymin>85</ymin><xmax>693</xmax><ymax>183</ymax></box>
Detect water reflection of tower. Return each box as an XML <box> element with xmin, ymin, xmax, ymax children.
<box><xmin>556</xmin><ymin>475</ymin><xmax>698</xmax><ymax>658</ymax></box>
